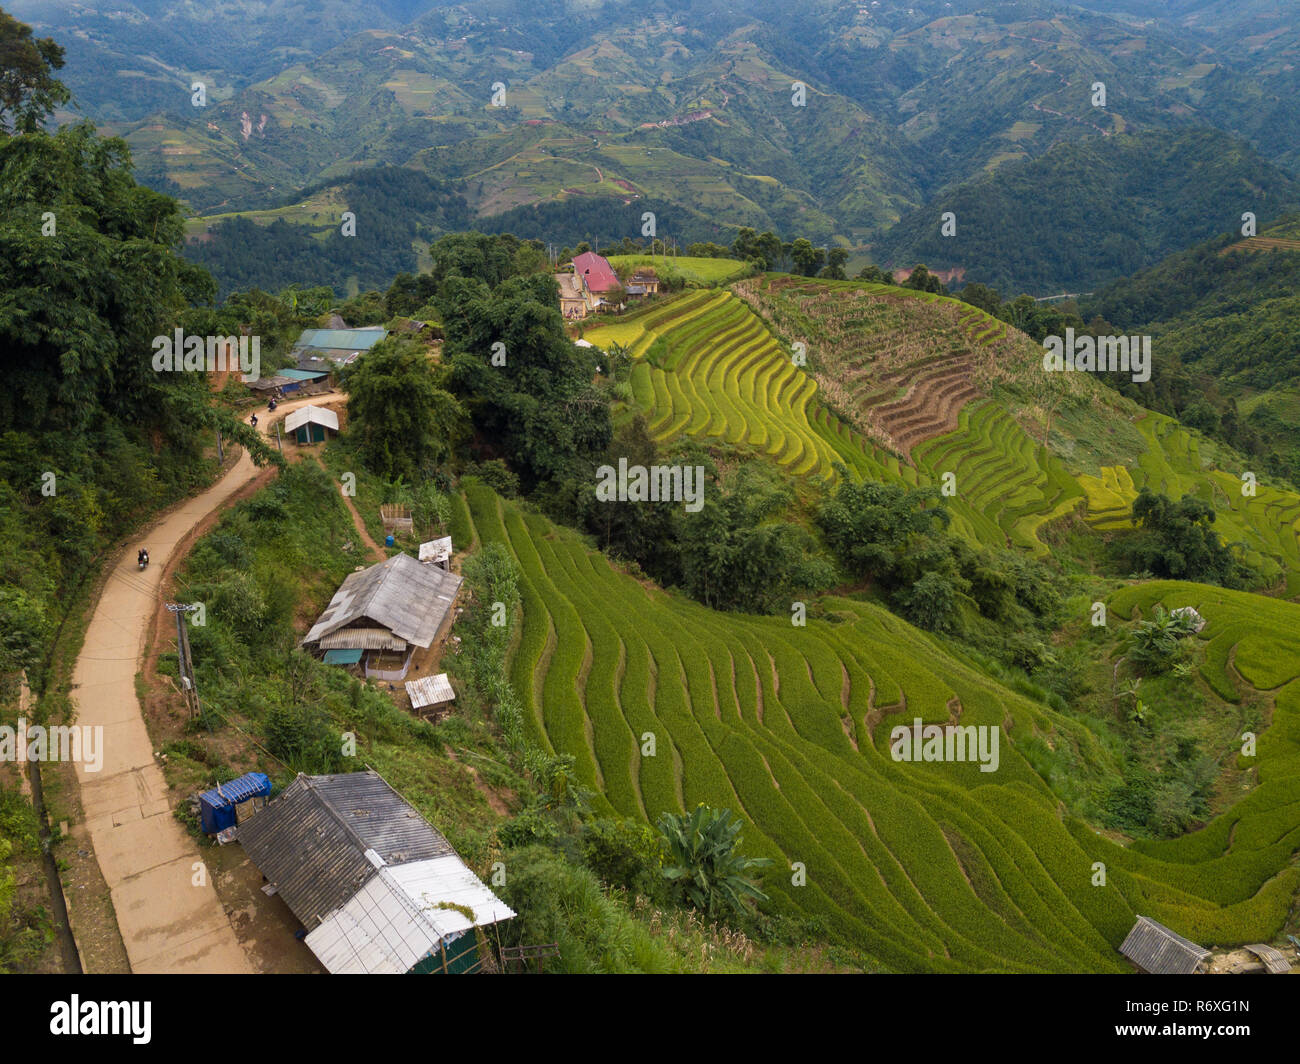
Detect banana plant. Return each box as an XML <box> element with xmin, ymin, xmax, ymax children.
<box><xmin>657</xmin><ymin>805</ymin><xmax>772</xmax><ymax>918</ymax></box>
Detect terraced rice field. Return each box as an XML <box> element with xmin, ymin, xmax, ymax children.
<box><xmin>912</xmin><ymin>401</ymin><xmax>1084</xmax><ymax>556</ymax></box>
<box><xmin>591</xmin><ymin>287</ymin><xmax>1081</xmax><ymax>555</ymax></box>
<box><xmin>461</xmin><ymin>483</ymin><xmax>1300</xmax><ymax>971</ymax></box>
<box><xmin>732</xmin><ymin>276</ymin><xmax>1019</xmax><ymax>455</ymax></box>
<box><xmin>601</xmin><ymin>290</ymin><xmax>902</xmax><ymax>483</ymax></box>
<box><xmin>1078</xmin><ymin>414</ymin><xmax>1300</xmax><ymax>593</ymax></box>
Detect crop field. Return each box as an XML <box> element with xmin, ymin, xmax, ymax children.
<box><xmin>912</xmin><ymin>401</ymin><xmax>1084</xmax><ymax>555</ymax></box>
<box><xmin>730</xmin><ymin>275</ymin><xmax>1043</xmax><ymax>456</ymax></box>
<box><xmin>459</xmin><ymin>484</ymin><xmax>1300</xmax><ymax>971</ymax></box>
<box><xmin>593</xmin><ymin>284</ymin><xmax>1083</xmax><ymax>555</ymax></box>
<box><xmin>1078</xmin><ymin>414</ymin><xmax>1300</xmax><ymax>593</ymax></box>
<box><xmin>606</xmin><ymin>255</ymin><xmax>753</xmax><ymax>285</ymax></box>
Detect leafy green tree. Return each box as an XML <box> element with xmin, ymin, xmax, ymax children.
<box><xmin>902</xmin><ymin>263</ymin><xmax>946</xmax><ymax>294</ymax></box>
<box><xmin>901</xmin><ymin>570</ymin><xmax>958</xmax><ymax>632</ymax></box>
<box><xmin>444</xmin><ymin>273</ymin><xmax>611</xmax><ymax>489</ymax></box>
<box><xmin>821</xmin><ymin>247</ymin><xmax>849</xmax><ymax>280</ymax></box>
<box><xmin>959</xmin><ymin>282</ymin><xmax>1003</xmax><ymax>316</ymax></box>
<box><xmin>1126</xmin><ymin>604</ymin><xmax>1198</xmax><ymax>674</ymax></box>
<box><xmin>344</xmin><ymin>335</ymin><xmax>467</xmax><ymax>479</ymax></box>
<box><xmin>855</xmin><ymin>263</ymin><xmax>894</xmax><ymax>284</ymax></box>
<box><xmin>0</xmin><ymin>11</ymin><xmax>69</xmax><ymax>134</ymax></box>
<box><xmin>789</xmin><ymin>238</ymin><xmax>825</xmax><ymax>277</ymax></box>
<box><xmin>656</xmin><ymin>805</ymin><xmax>772</xmax><ymax>919</ymax></box>
<box><xmin>1112</xmin><ymin>488</ymin><xmax>1250</xmax><ymax>586</ymax></box>
<box><xmin>677</xmin><ymin>461</ymin><xmax>834</xmax><ymax>613</ymax></box>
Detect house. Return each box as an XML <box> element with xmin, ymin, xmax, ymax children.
<box><xmin>245</xmin><ymin>366</ymin><xmax>332</xmax><ymax>398</ymax></box>
<box><xmin>571</xmin><ymin>251</ymin><xmax>622</xmax><ymax>313</ymax></box>
<box><xmin>1119</xmin><ymin>916</ymin><xmax>1211</xmax><ymax>974</ymax></box>
<box><xmin>405</xmin><ymin>672</ymin><xmax>455</xmax><ymax>720</ymax></box>
<box><xmin>302</xmin><ymin>552</ymin><xmax>462</xmax><ymax>681</ymax></box>
<box><xmin>291</xmin><ymin>327</ymin><xmax>388</xmax><ymax>376</ymax></box>
<box><xmin>237</xmin><ymin>771</ymin><xmax>514</xmax><ymax>973</ymax></box>
<box><xmin>283</xmin><ymin>404</ymin><xmax>339</xmax><ymax>444</ymax></box>
<box><xmin>625</xmin><ymin>266</ymin><xmax>660</xmax><ymax>300</ymax></box>
<box><xmin>554</xmin><ymin>272</ymin><xmax>588</xmax><ymax>319</ymax></box>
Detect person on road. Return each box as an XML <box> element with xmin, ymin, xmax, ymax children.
<box><xmin>137</xmin><ymin>548</ymin><xmax>149</xmax><ymax>568</ymax></box>
<box><xmin>250</xmin><ymin>413</ymin><xmax>258</xmax><ymax>428</ymax></box>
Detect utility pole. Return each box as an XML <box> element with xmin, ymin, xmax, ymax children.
<box><xmin>216</xmin><ymin>429</ymin><xmax>223</xmax><ymax>464</ymax></box>
<box><xmin>167</xmin><ymin>603</ymin><xmax>204</xmax><ymax>722</ymax></box>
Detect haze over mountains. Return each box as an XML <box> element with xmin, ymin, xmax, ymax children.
<box><xmin>19</xmin><ymin>0</ymin><xmax>1300</xmax><ymax>293</ymax></box>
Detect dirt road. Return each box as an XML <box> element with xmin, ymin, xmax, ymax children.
<box><xmin>69</xmin><ymin>394</ymin><xmax>325</xmax><ymax>973</ymax></box>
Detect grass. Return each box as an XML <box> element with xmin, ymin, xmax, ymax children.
<box><xmin>606</xmin><ymin>255</ymin><xmax>753</xmax><ymax>286</ymax></box>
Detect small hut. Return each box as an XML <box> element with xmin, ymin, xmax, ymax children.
<box><xmin>405</xmin><ymin>673</ymin><xmax>456</xmax><ymax>720</ymax></box>
<box><xmin>1119</xmin><ymin>916</ymin><xmax>1210</xmax><ymax>974</ymax></box>
<box><xmin>284</xmin><ymin>404</ymin><xmax>339</xmax><ymax>444</ymax></box>
<box><xmin>419</xmin><ymin>536</ymin><xmax>453</xmax><ymax>571</ymax></box>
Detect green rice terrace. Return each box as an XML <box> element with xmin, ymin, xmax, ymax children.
<box><xmin>583</xmin><ymin>277</ymin><xmax>1300</xmax><ymax>585</ymax></box>
<box><xmin>453</xmin><ymin>483</ymin><xmax>1300</xmax><ymax>972</ymax></box>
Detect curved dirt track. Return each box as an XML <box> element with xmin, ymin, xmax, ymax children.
<box><xmin>69</xmin><ymin>395</ymin><xmax>324</xmax><ymax>972</ymax></box>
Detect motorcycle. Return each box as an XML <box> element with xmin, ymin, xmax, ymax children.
<box><xmin>137</xmin><ymin>550</ymin><xmax>149</xmax><ymax>571</ymax></box>
<box><xmin>268</xmin><ymin>398</ymin><xmax>277</xmax><ymax>412</ymax></box>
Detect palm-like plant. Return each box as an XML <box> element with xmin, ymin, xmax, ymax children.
<box><xmin>656</xmin><ymin>805</ymin><xmax>772</xmax><ymax>918</ymax></box>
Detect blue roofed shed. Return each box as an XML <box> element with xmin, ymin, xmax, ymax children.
<box><xmin>199</xmin><ymin>772</ymin><xmax>273</xmax><ymax>834</ymax></box>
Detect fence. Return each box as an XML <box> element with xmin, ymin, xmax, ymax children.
<box><xmin>364</xmin><ymin>649</ymin><xmax>414</xmax><ymax>682</ymax></box>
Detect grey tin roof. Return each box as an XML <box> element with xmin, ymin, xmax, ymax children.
<box><xmin>302</xmin><ymin>552</ymin><xmax>461</xmax><ymax>650</ymax></box>
<box><xmin>237</xmin><ymin>771</ymin><xmax>456</xmax><ymax>930</ymax></box>
<box><xmin>1119</xmin><ymin>916</ymin><xmax>1210</xmax><ymax>974</ymax></box>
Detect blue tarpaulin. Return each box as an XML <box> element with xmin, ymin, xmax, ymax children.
<box><xmin>323</xmin><ymin>648</ymin><xmax>364</xmax><ymax>665</ymax></box>
<box><xmin>200</xmin><ymin>772</ymin><xmax>273</xmax><ymax>834</ymax></box>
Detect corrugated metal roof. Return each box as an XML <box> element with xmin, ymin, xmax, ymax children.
<box><xmin>237</xmin><ymin>771</ymin><xmax>458</xmax><ymax>930</ymax></box>
<box><xmin>294</xmin><ymin>328</ymin><xmax>388</xmax><ymax>351</ymax></box>
<box><xmin>572</xmin><ymin>252</ymin><xmax>619</xmax><ymax>292</ymax></box>
<box><xmin>318</xmin><ymin>628</ymin><xmax>406</xmax><ymax>651</ymax></box>
<box><xmin>200</xmin><ymin>772</ymin><xmax>272</xmax><ymax>810</ymax></box>
<box><xmin>418</xmin><ymin>536</ymin><xmax>452</xmax><ymax>563</ymax></box>
<box><xmin>303</xmin><ymin>552</ymin><xmax>461</xmax><ymax>650</ymax></box>
<box><xmin>245</xmin><ymin>374</ymin><xmax>294</xmax><ymax>390</ymax></box>
<box><xmin>304</xmin><ymin>856</ymin><xmax>514</xmax><ymax>974</ymax></box>
<box><xmin>1244</xmin><ymin>943</ymin><xmax>1291</xmax><ymax>974</ymax></box>
<box><xmin>1119</xmin><ymin>916</ymin><xmax>1210</xmax><ymax>974</ymax></box>
<box><xmin>406</xmin><ymin>673</ymin><xmax>455</xmax><ymax>709</ymax></box>
<box><xmin>284</xmin><ymin>405</ymin><xmax>340</xmax><ymax>435</ymax></box>
<box><xmin>278</xmin><ymin>368</ymin><xmax>330</xmax><ymax>381</ymax></box>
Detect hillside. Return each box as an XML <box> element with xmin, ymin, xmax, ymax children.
<box><xmin>23</xmin><ymin>0</ymin><xmax>1300</xmax><ymax>260</ymax></box>
<box><xmin>455</xmin><ymin>480</ymin><xmax>1300</xmax><ymax>971</ymax></box>
<box><xmin>873</xmin><ymin>129</ymin><xmax>1300</xmax><ymax>295</ymax></box>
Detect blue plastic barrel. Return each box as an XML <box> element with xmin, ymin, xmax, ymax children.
<box><xmin>385</xmin><ymin>534</ymin><xmax>395</xmax><ymax>547</ymax></box>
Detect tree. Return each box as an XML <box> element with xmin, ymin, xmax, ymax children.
<box><xmin>344</xmin><ymin>335</ymin><xmax>467</xmax><ymax>479</ymax></box>
<box><xmin>444</xmin><ymin>272</ymin><xmax>611</xmax><ymax>489</ymax></box>
<box><xmin>0</xmin><ymin>11</ymin><xmax>70</xmax><ymax>134</ymax></box>
<box><xmin>902</xmin><ymin>263</ymin><xmax>945</xmax><ymax>294</ymax></box>
<box><xmin>1126</xmin><ymin>604</ymin><xmax>1198</xmax><ymax>674</ymax></box>
<box><xmin>855</xmin><ymin>263</ymin><xmax>894</xmax><ymax>285</ymax></box>
<box><xmin>656</xmin><ymin>805</ymin><xmax>772</xmax><ymax>919</ymax></box>
<box><xmin>959</xmin><ymin>282</ymin><xmax>1003</xmax><ymax>316</ymax></box>
<box><xmin>789</xmin><ymin>238</ymin><xmax>825</xmax><ymax>277</ymax></box>
<box><xmin>821</xmin><ymin>247</ymin><xmax>849</xmax><ymax>280</ymax></box>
